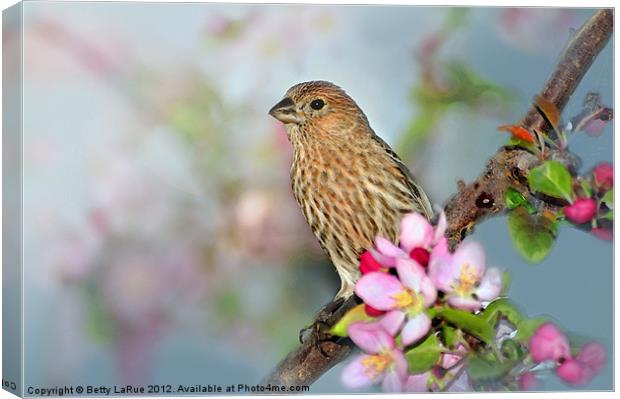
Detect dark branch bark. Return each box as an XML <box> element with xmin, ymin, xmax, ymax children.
<box><xmin>262</xmin><ymin>9</ymin><xmax>613</xmax><ymax>389</ymax></box>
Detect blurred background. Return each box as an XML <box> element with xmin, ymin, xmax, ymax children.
<box><xmin>17</xmin><ymin>3</ymin><xmax>612</xmax><ymax>393</ymax></box>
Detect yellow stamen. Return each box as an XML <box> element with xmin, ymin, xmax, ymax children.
<box><xmin>455</xmin><ymin>263</ymin><xmax>478</xmax><ymax>296</ymax></box>
<box><xmin>361</xmin><ymin>354</ymin><xmax>391</xmax><ymax>379</ymax></box>
<box><xmin>392</xmin><ymin>290</ymin><xmax>415</xmax><ymax>308</ymax></box>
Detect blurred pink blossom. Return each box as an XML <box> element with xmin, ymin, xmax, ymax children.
<box><xmin>529</xmin><ymin>322</ymin><xmax>571</xmax><ymax>363</ymax></box>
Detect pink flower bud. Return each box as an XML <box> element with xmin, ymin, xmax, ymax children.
<box><xmin>594</xmin><ymin>163</ymin><xmax>613</xmax><ymax>188</ymax></box>
<box><xmin>529</xmin><ymin>322</ymin><xmax>571</xmax><ymax>363</ymax></box>
<box><xmin>591</xmin><ymin>227</ymin><xmax>613</xmax><ymax>241</ymax></box>
<box><xmin>364</xmin><ymin>304</ymin><xmax>386</xmax><ymax>317</ymax></box>
<box><xmin>359</xmin><ymin>251</ymin><xmax>385</xmax><ymax>275</ymax></box>
<box><xmin>409</xmin><ymin>247</ymin><xmax>430</xmax><ymax>268</ymax></box>
<box><xmin>564</xmin><ymin>198</ymin><xmax>597</xmax><ymax>224</ymax></box>
<box><xmin>556</xmin><ymin>358</ymin><xmax>591</xmax><ymax>386</ymax></box>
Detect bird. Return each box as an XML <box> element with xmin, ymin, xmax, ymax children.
<box><xmin>269</xmin><ymin>80</ymin><xmax>433</xmax><ymax>303</ymax></box>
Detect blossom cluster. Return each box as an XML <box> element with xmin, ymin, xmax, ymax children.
<box><xmin>523</xmin><ymin>322</ymin><xmax>605</xmax><ymax>388</ymax></box>
<box><xmin>341</xmin><ymin>212</ymin><xmax>502</xmax><ymax>391</ymax></box>
<box><xmin>339</xmin><ymin>211</ymin><xmax>607</xmax><ymax>392</ymax></box>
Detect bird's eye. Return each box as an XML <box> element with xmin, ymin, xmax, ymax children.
<box><xmin>310</xmin><ymin>99</ymin><xmax>325</xmax><ymax>110</ymax></box>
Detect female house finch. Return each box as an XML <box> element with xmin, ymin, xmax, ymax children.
<box><xmin>269</xmin><ymin>81</ymin><xmax>433</xmax><ymax>301</ymax></box>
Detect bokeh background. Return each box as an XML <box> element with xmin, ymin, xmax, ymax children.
<box><xmin>16</xmin><ymin>2</ymin><xmax>612</xmax><ymax>393</ymax></box>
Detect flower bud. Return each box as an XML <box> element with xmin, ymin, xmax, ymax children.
<box><xmin>409</xmin><ymin>247</ymin><xmax>430</xmax><ymax>268</ymax></box>
<box><xmin>359</xmin><ymin>251</ymin><xmax>384</xmax><ymax>274</ymax></box>
<box><xmin>564</xmin><ymin>198</ymin><xmax>597</xmax><ymax>224</ymax></box>
<box><xmin>529</xmin><ymin>322</ymin><xmax>571</xmax><ymax>363</ymax></box>
<box><xmin>594</xmin><ymin>163</ymin><xmax>613</xmax><ymax>188</ymax></box>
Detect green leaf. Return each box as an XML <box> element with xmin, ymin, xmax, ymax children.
<box><xmin>602</xmin><ymin>189</ymin><xmax>614</xmax><ymax>210</ymax></box>
<box><xmin>527</xmin><ymin>161</ymin><xmax>574</xmax><ymax>201</ymax></box>
<box><xmin>467</xmin><ymin>355</ymin><xmax>517</xmax><ymax>381</ymax></box>
<box><xmin>507</xmin><ymin>206</ymin><xmax>558</xmax><ymax>263</ymax></box>
<box><xmin>441</xmin><ymin>325</ymin><xmax>459</xmax><ymax>349</ymax></box>
<box><xmin>514</xmin><ymin>316</ymin><xmax>553</xmax><ymax>344</ymax></box>
<box><xmin>329</xmin><ymin>304</ymin><xmax>376</xmax><ymax>337</ymax></box>
<box><xmin>480</xmin><ymin>298</ymin><xmax>523</xmax><ymax>327</ymax></box>
<box><xmin>436</xmin><ymin>308</ymin><xmax>495</xmax><ymax>344</ymax></box>
<box><xmin>505</xmin><ymin>187</ymin><xmax>534</xmax><ymax>213</ymax></box>
<box><xmin>500</xmin><ymin>339</ymin><xmax>524</xmax><ymax>361</ymax></box>
<box><xmin>405</xmin><ymin>333</ymin><xmax>442</xmax><ymax>374</ymax></box>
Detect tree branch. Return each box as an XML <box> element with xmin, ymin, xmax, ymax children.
<box><xmin>262</xmin><ymin>9</ymin><xmax>613</xmax><ymax>389</ymax></box>
<box><xmin>444</xmin><ymin>9</ymin><xmax>613</xmax><ymax>245</ymax></box>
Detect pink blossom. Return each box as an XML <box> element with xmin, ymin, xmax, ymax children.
<box><xmin>556</xmin><ymin>342</ymin><xmax>606</xmax><ymax>386</ymax></box>
<box><xmin>519</xmin><ymin>371</ymin><xmax>541</xmax><ymax>390</ymax></box>
<box><xmin>564</xmin><ymin>198</ymin><xmax>597</xmax><ymax>224</ymax></box>
<box><xmin>341</xmin><ymin>322</ymin><xmax>408</xmax><ymax>392</ymax></box>
<box><xmin>529</xmin><ymin>323</ymin><xmax>571</xmax><ymax>363</ymax></box>
<box><xmin>428</xmin><ymin>241</ymin><xmax>502</xmax><ymax>310</ymax></box>
<box><xmin>371</xmin><ymin>211</ymin><xmax>446</xmax><ymax>267</ymax></box>
<box><xmin>355</xmin><ymin>258</ymin><xmax>437</xmax><ymax>346</ymax></box>
<box><xmin>593</xmin><ymin>163</ymin><xmax>613</xmax><ymax>188</ymax></box>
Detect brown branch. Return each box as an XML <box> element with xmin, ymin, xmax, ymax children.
<box><xmin>262</xmin><ymin>9</ymin><xmax>613</xmax><ymax>389</ymax></box>
<box><xmin>444</xmin><ymin>8</ymin><xmax>613</xmax><ymax>245</ymax></box>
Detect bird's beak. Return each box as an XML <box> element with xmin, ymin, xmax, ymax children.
<box><xmin>268</xmin><ymin>97</ymin><xmax>302</xmax><ymax>124</ymax></box>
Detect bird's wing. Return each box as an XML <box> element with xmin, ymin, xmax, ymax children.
<box><xmin>370</xmin><ymin>133</ymin><xmax>434</xmax><ymax>220</ymax></box>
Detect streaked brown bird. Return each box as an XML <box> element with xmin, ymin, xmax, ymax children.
<box><xmin>269</xmin><ymin>80</ymin><xmax>433</xmax><ymax>302</ymax></box>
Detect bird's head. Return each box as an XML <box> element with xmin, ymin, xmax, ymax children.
<box><xmin>268</xmin><ymin>81</ymin><xmax>367</xmax><ymax>132</ymax></box>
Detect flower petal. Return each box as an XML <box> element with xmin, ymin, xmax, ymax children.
<box><xmin>348</xmin><ymin>321</ymin><xmax>394</xmax><ymax>354</ymax></box>
<box><xmin>447</xmin><ymin>295</ymin><xmax>482</xmax><ymax>311</ymax></box>
<box><xmin>428</xmin><ymin>238</ymin><xmax>456</xmax><ymax>292</ymax></box>
<box><xmin>341</xmin><ymin>355</ymin><xmax>378</xmax><ymax>389</ymax></box>
<box><xmin>392</xmin><ymin>349</ymin><xmax>409</xmax><ymax>380</ymax></box>
<box><xmin>452</xmin><ymin>241</ymin><xmax>486</xmax><ymax>278</ymax></box>
<box><xmin>355</xmin><ymin>272</ymin><xmax>404</xmax><ymax>310</ymax></box>
<box><xmin>476</xmin><ymin>268</ymin><xmax>503</xmax><ymax>301</ymax></box>
<box><xmin>395</xmin><ymin>258</ymin><xmax>425</xmax><ymax>292</ymax></box>
<box><xmin>399</xmin><ymin>212</ymin><xmax>434</xmax><ymax>252</ymax></box>
<box><xmin>405</xmin><ymin>373</ymin><xmax>430</xmax><ymax>392</ymax></box>
<box><xmin>401</xmin><ymin>312</ymin><xmax>431</xmax><ymax>346</ymax></box>
<box><xmin>420</xmin><ymin>276</ymin><xmax>437</xmax><ymax>307</ymax></box>
<box><xmin>375</xmin><ymin>236</ymin><xmax>407</xmax><ymax>262</ymax></box>
<box><xmin>379</xmin><ymin>310</ymin><xmax>406</xmax><ymax>336</ymax></box>
<box><xmin>381</xmin><ymin>369</ymin><xmax>404</xmax><ymax>392</ymax></box>
<box><xmin>577</xmin><ymin>342</ymin><xmax>606</xmax><ymax>374</ymax></box>
<box><xmin>433</xmin><ymin>209</ymin><xmax>447</xmax><ymax>244</ymax></box>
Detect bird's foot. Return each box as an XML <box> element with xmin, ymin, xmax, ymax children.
<box><xmin>298</xmin><ymin>297</ymin><xmax>346</xmax><ymax>357</ymax></box>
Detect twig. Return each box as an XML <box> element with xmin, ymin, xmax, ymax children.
<box><xmin>262</xmin><ymin>9</ymin><xmax>613</xmax><ymax>389</ymax></box>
